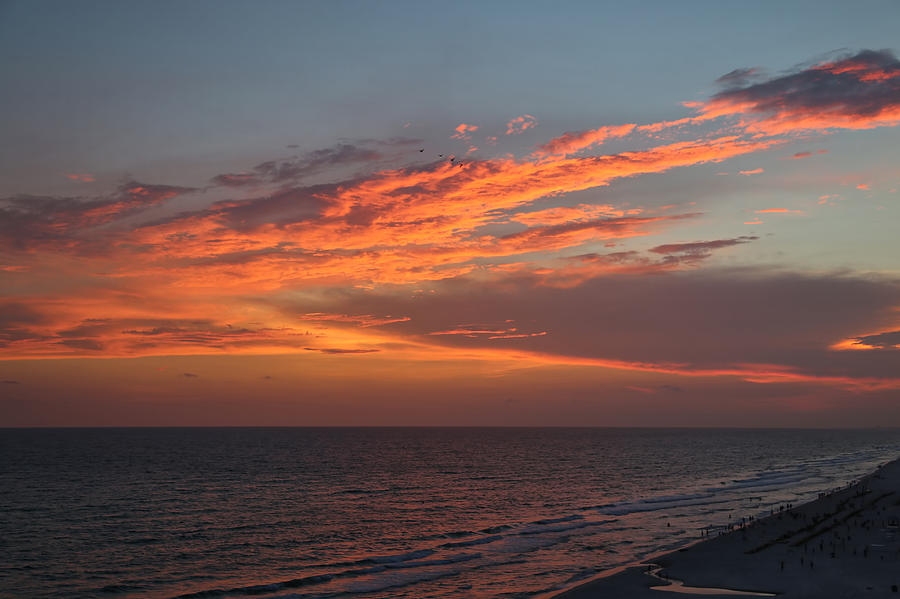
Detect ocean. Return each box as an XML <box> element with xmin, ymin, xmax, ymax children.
<box><xmin>2</xmin><ymin>427</ymin><xmax>900</xmax><ymax>599</ymax></box>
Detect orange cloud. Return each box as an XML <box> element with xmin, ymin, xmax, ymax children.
<box><xmin>697</xmin><ymin>50</ymin><xmax>900</xmax><ymax>135</ymax></box>
<box><xmin>428</xmin><ymin>323</ymin><xmax>546</xmax><ymax>340</ymax></box>
<box><xmin>451</xmin><ymin>123</ymin><xmax>479</xmax><ymax>140</ymax></box>
<box><xmin>537</xmin><ymin>123</ymin><xmax>636</xmax><ymax>156</ymax></box>
<box><xmin>831</xmin><ymin>328</ymin><xmax>900</xmax><ymax>351</ymax></box>
<box><xmin>739</xmin><ymin>168</ymin><xmax>764</xmax><ymax>175</ymax></box>
<box><xmin>65</xmin><ymin>174</ymin><xmax>95</xmax><ymax>182</ymax></box>
<box><xmin>813</xmin><ymin>55</ymin><xmax>900</xmax><ymax>82</ymax></box>
<box><xmin>506</xmin><ymin>114</ymin><xmax>537</xmax><ymax>135</ymax></box>
<box><xmin>10</xmin><ymin>48</ymin><xmax>900</xmax><ymax>377</ymax></box>
<box><xmin>116</xmin><ymin>134</ymin><xmax>777</xmax><ymax>292</ymax></box>
<box><xmin>299</xmin><ymin>313</ymin><xmax>411</xmax><ymax>327</ymax></box>
<box><xmin>509</xmin><ymin>204</ymin><xmax>637</xmax><ymax>227</ymax></box>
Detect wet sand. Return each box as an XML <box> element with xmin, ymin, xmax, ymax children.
<box><xmin>555</xmin><ymin>457</ymin><xmax>900</xmax><ymax>598</ymax></box>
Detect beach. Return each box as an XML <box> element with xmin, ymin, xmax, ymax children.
<box><xmin>555</xmin><ymin>457</ymin><xmax>900</xmax><ymax>599</ymax></box>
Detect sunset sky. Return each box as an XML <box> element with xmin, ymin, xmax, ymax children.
<box><xmin>1</xmin><ymin>1</ymin><xmax>899</xmax><ymax>426</ymax></box>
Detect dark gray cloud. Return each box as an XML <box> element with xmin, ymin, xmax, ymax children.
<box><xmin>0</xmin><ymin>314</ymin><xmax>306</xmax><ymax>355</ymax></box>
<box><xmin>210</xmin><ymin>184</ymin><xmax>332</xmax><ymax>228</ymax></box>
<box><xmin>59</xmin><ymin>338</ymin><xmax>104</xmax><ymax>351</ymax></box>
<box><xmin>709</xmin><ymin>49</ymin><xmax>900</xmax><ymax>126</ymax></box>
<box><xmin>853</xmin><ymin>330</ymin><xmax>900</xmax><ymax>349</ymax></box>
<box><xmin>0</xmin><ymin>182</ymin><xmax>192</xmax><ymax>250</ymax></box>
<box><xmin>210</xmin><ymin>173</ymin><xmax>261</xmax><ymax>187</ymax></box>
<box><xmin>499</xmin><ymin>214</ymin><xmax>700</xmax><ymax>247</ymax></box>
<box><xmin>283</xmin><ymin>268</ymin><xmax>900</xmax><ymax>380</ymax></box>
<box><xmin>257</xmin><ymin>143</ymin><xmax>381</xmax><ymax>181</ymax></box>
<box><xmin>563</xmin><ymin>236</ymin><xmax>757</xmax><ymax>274</ymax></box>
<box><xmin>209</xmin><ymin>137</ymin><xmax>422</xmax><ymax>194</ymax></box>
<box><xmin>362</xmin><ymin>136</ymin><xmax>423</xmax><ymax>148</ymax></box>
<box><xmin>715</xmin><ymin>67</ymin><xmax>761</xmax><ymax>88</ymax></box>
<box><xmin>210</xmin><ymin>140</ymin><xmax>411</xmax><ymax>187</ymax></box>
<box><xmin>56</xmin><ymin>320</ymin><xmax>111</xmax><ymax>339</ymax></box>
<box><xmin>0</xmin><ymin>302</ymin><xmax>45</xmax><ymax>327</ymax></box>
<box><xmin>0</xmin><ymin>302</ymin><xmax>49</xmax><ymax>348</ymax></box>
<box><xmin>649</xmin><ymin>236</ymin><xmax>758</xmax><ymax>256</ymax></box>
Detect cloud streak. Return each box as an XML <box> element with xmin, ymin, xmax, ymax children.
<box><xmin>537</xmin><ymin>124</ymin><xmax>636</xmax><ymax>156</ymax></box>
<box><xmin>271</xmin><ymin>268</ymin><xmax>900</xmax><ymax>390</ymax></box>
<box><xmin>0</xmin><ymin>182</ymin><xmax>192</xmax><ymax>251</ymax></box>
<box><xmin>697</xmin><ymin>49</ymin><xmax>900</xmax><ymax>134</ymax></box>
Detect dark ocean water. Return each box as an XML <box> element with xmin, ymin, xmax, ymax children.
<box><xmin>2</xmin><ymin>428</ymin><xmax>900</xmax><ymax>599</ymax></box>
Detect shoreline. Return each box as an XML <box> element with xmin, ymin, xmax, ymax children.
<box><xmin>552</xmin><ymin>457</ymin><xmax>900</xmax><ymax>598</ymax></box>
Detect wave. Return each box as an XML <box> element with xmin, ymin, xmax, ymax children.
<box><xmin>440</xmin><ymin>534</ymin><xmax>503</xmax><ymax>548</ymax></box>
<box><xmin>164</xmin><ymin>443</ymin><xmax>899</xmax><ymax>599</ymax></box>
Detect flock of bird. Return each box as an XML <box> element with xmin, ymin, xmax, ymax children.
<box><xmin>419</xmin><ymin>148</ymin><xmax>466</xmax><ymax>167</ymax></box>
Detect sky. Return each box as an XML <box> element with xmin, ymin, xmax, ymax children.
<box><xmin>1</xmin><ymin>0</ymin><xmax>899</xmax><ymax>427</ymax></box>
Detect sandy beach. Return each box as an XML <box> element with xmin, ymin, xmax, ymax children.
<box><xmin>555</xmin><ymin>458</ymin><xmax>900</xmax><ymax>599</ymax></box>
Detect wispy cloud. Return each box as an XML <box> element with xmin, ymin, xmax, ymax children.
<box><xmin>755</xmin><ymin>208</ymin><xmax>803</xmax><ymax>214</ymax></box>
<box><xmin>649</xmin><ymin>236</ymin><xmax>758</xmax><ymax>257</ymax></box>
<box><xmin>787</xmin><ymin>149</ymin><xmax>828</xmax><ymax>160</ymax></box>
<box><xmin>270</xmin><ymin>268</ymin><xmax>900</xmax><ymax>390</ymax></box>
<box><xmin>536</xmin><ymin>124</ymin><xmax>635</xmax><ymax>156</ymax></box>
<box><xmin>304</xmin><ymin>347</ymin><xmax>380</xmax><ymax>354</ymax></box>
<box><xmin>210</xmin><ymin>141</ymin><xmax>413</xmax><ymax>187</ymax></box>
<box><xmin>0</xmin><ymin>182</ymin><xmax>192</xmax><ymax>250</ymax></box>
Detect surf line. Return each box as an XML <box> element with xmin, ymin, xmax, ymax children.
<box><xmin>647</xmin><ymin>566</ymin><xmax>776</xmax><ymax>596</ymax></box>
